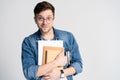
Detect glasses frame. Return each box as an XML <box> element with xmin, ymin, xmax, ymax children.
<box><xmin>36</xmin><ymin>16</ymin><xmax>54</xmax><ymax>24</ymax></box>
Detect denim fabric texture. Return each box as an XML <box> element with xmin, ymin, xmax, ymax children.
<box><xmin>21</xmin><ymin>27</ymin><xmax>83</xmax><ymax>80</ymax></box>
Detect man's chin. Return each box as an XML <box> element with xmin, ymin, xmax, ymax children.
<box><xmin>40</xmin><ymin>28</ymin><xmax>52</xmax><ymax>34</ymax></box>
<box><xmin>41</xmin><ymin>30</ymin><xmax>49</xmax><ymax>34</ymax></box>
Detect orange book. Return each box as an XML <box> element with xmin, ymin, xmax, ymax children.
<box><xmin>42</xmin><ymin>46</ymin><xmax>64</xmax><ymax>70</ymax></box>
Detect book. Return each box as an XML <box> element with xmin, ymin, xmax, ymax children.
<box><xmin>42</xmin><ymin>46</ymin><xmax>64</xmax><ymax>70</ymax></box>
<box><xmin>38</xmin><ymin>40</ymin><xmax>63</xmax><ymax>65</ymax></box>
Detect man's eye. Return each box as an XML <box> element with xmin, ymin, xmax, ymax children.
<box><xmin>38</xmin><ymin>17</ymin><xmax>43</xmax><ymax>20</ymax></box>
<box><xmin>47</xmin><ymin>17</ymin><xmax>51</xmax><ymax>20</ymax></box>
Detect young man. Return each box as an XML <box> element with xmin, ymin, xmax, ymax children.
<box><xmin>21</xmin><ymin>1</ymin><xmax>82</xmax><ymax>80</ymax></box>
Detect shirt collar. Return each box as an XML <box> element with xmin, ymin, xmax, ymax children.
<box><xmin>36</xmin><ymin>27</ymin><xmax>59</xmax><ymax>40</ymax></box>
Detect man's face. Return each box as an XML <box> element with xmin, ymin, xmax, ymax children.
<box><xmin>35</xmin><ymin>9</ymin><xmax>54</xmax><ymax>34</ymax></box>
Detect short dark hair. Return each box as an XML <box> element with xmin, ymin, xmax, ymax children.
<box><xmin>34</xmin><ymin>1</ymin><xmax>55</xmax><ymax>16</ymax></box>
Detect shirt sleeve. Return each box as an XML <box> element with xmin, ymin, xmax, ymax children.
<box><xmin>21</xmin><ymin>37</ymin><xmax>39</xmax><ymax>80</ymax></box>
<box><xmin>68</xmin><ymin>33</ymin><xmax>83</xmax><ymax>75</ymax></box>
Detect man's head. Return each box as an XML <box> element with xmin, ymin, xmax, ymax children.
<box><xmin>34</xmin><ymin>1</ymin><xmax>55</xmax><ymax>17</ymax></box>
<box><xmin>34</xmin><ymin>1</ymin><xmax>55</xmax><ymax>34</ymax></box>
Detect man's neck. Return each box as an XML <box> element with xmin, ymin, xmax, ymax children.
<box><xmin>41</xmin><ymin>28</ymin><xmax>54</xmax><ymax>40</ymax></box>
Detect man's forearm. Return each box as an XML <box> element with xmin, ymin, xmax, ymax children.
<box><xmin>36</xmin><ymin>53</ymin><xmax>67</xmax><ymax>78</ymax></box>
<box><xmin>63</xmin><ymin>66</ymin><xmax>76</xmax><ymax>77</ymax></box>
<box><xmin>36</xmin><ymin>60</ymin><xmax>58</xmax><ymax>77</ymax></box>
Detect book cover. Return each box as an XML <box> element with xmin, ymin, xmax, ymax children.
<box><xmin>38</xmin><ymin>40</ymin><xmax>63</xmax><ymax>65</ymax></box>
<box><xmin>42</xmin><ymin>46</ymin><xmax>64</xmax><ymax>70</ymax></box>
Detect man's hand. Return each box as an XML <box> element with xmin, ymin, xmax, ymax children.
<box><xmin>54</xmin><ymin>50</ymin><xmax>67</xmax><ymax>67</ymax></box>
<box><xmin>42</xmin><ymin>68</ymin><xmax>61</xmax><ymax>80</ymax></box>
<box><xmin>36</xmin><ymin>49</ymin><xmax>67</xmax><ymax>78</ymax></box>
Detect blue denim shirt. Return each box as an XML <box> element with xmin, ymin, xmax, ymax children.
<box><xmin>21</xmin><ymin>28</ymin><xmax>82</xmax><ymax>80</ymax></box>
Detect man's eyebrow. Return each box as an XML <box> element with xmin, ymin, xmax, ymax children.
<box><xmin>37</xmin><ymin>15</ymin><xmax>53</xmax><ymax>17</ymax></box>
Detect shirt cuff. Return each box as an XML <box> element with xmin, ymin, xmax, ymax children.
<box><xmin>24</xmin><ymin>65</ymin><xmax>39</xmax><ymax>80</ymax></box>
<box><xmin>71</xmin><ymin>62</ymin><xmax>82</xmax><ymax>75</ymax></box>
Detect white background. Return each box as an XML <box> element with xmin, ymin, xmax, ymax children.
<box><xmin>0</xmin><ymin>0</ymin><xmax>120</xmax><ymax>80</ymax></box>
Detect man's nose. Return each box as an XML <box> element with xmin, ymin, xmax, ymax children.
<box><xmin>43</xmin><ymin>19</ymin><xmax>47</xmax><ymax>24</ymax></box>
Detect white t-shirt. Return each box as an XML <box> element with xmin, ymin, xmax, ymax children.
<box><xmin>41</xmin><ymin>77</ymin><xmax>67</xmax><ymax>80</ymax></box>
<box><xmin>60</xmin><ymin>77</ymin><xmax>68</xmax><ymax>80</ymax></box>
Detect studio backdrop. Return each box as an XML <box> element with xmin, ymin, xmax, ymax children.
<box><xmin>0</xmin><ymin>0</ymin><xmax>120</xmax><ymax>80</ymax></box>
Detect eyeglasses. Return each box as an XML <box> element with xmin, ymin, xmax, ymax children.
<box><xmin>36</xmin><ymin>16</ymin><xmax>54</xmax><ymax>23</ymax></box>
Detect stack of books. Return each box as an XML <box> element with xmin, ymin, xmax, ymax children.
<box><xmin>42</xmin><ymin>46</ymin><xmax>64</xmax><ymax>70</ymax></box>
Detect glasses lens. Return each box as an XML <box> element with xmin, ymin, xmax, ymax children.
<box><xmin>37</xmin><ymin>16</ymin><xmax>53</xmax><ymax>23</ymax></box>
<box><xmin>46</xmin><ymin>17</ymin><xmax>53</xmax><ymax>23</ymax></box>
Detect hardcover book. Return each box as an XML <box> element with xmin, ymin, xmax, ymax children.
<box><xmin>38</xmin><ymin>40</ymin><xmax>63</xmax><ymax>65</ymax></box>
<box><xmin>42</xmin><ymin>46</ymin><xmax>64</xmax><ymax>70</ymax></box>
